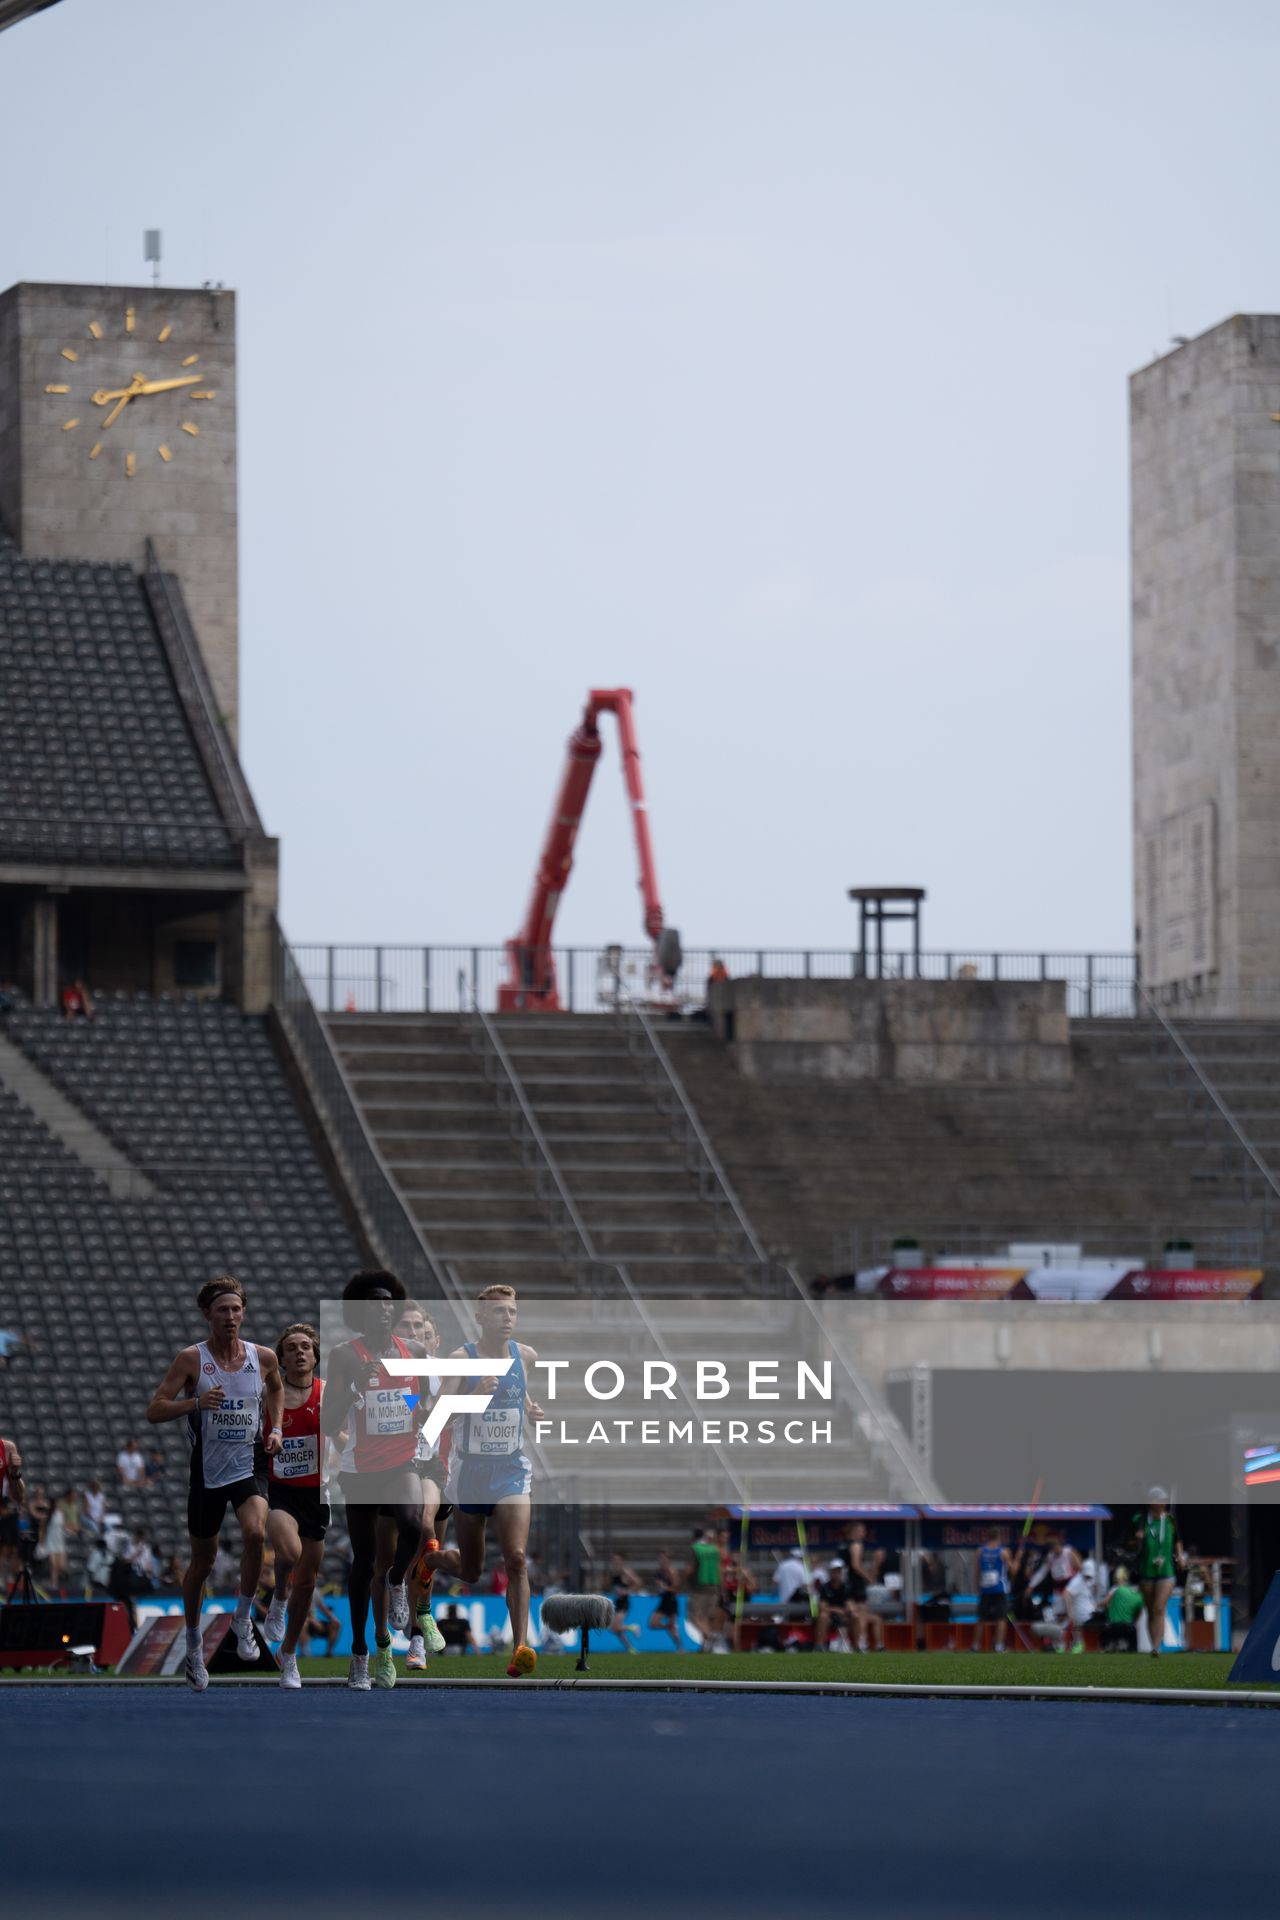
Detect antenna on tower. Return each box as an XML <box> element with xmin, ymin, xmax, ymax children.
<box><xmin>144</xmin><ymin>229</ymin><xmax>161</xmax><ymax>287</ymax></box>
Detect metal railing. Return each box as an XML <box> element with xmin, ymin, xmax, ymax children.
<box><xmin>0</xmin><ymin>815</ymin><xmax>241</xmax><ymax>869</ymax></box>
<box><xmin>144</xmin><ymin>540</ymin><xmax>261</xmax><ymax>837</ymax></box>
<box><xmin>297</xmin><ymin>944</ymin><xmax>1141</xmax><ymax>1019</ymax></box>
<box><xmin>1138</xmin><ymin>986</ymin><xmax>1280</xmax><ymax>1229</ymax></box>
<box><xmin>619</xmin><ymin>995</ymin><xmax>770</xmax><ymax>1264</ymax></box>
<box><xmin>270</xmin><ymin>919</ymin><xmax>445</xmax><ymax>1297</ymax></box>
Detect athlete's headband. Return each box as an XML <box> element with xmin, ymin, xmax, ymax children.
<box><xmin>207</xmin><ymin>1287</ymin><xmax>243</xmax><ymax>1306</ymax></box>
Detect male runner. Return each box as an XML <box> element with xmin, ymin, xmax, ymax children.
<box><xmin>146</xmin><ymin>1274</ymin><xmax>284</xmax><ymax>1691</ymax></box>
<box><xmin>322</xmin><ymin>1271</ymin><xmax>428</xmax><ymax>1690</ymax></box>
<box><xmin>261</xmin><ymin>1322</ymin><xmax>329</xmax><ymax>1690</ymax></box>
<box><xmin>394</xmin><ymin>1302</ymin><xmax>449</xmax><ymax>1670</ymax></box>
<box><xmin>0</xmin><ymin>1433</ymin><xmax>26</xmax><ymax>1588</ymax></box>
<box><xmin>418</xmin><ymin>1284</ymin><xmax>544</xmax><ymax>1677</ymax></box>
<box><xmin>973</xmin><ymin>1527</ymin><xmax>1016</xmax><ymax>1652</ymax></box>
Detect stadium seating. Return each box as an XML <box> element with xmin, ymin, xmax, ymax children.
<box><xmin>0</xmin><ymin>532</ymin><xmax>234</xmax><ymax>868</ymax></box>
<box><xmin>0</xmin><ymin>991</ymin><xmax>360</xmax><ymax>1569</ymax></box>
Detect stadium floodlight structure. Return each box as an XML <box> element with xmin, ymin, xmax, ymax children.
<box><xmin>0</xmin><ymin>0</ymin><xmax>62</xmax><ymax>31</ymax></box>
<box><xmin>499</xmin><ymin>686</ymin><xmax>681</xmax><ymax>1011</ymax></box>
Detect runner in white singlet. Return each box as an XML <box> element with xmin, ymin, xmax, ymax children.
<box><xmin>147</xmin><ymin>1274</ymin><xmax>285</xmax><ymax>1691</ymax></box>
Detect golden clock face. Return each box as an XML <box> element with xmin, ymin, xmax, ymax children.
<box><xmin>42</xmin><ymin>305</ymin><xmax>218</xmax><ymax>477</ymax></box>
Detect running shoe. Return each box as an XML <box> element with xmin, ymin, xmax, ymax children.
<box><xmin>372</xmin><ymin>1643</ymin><xmax>397</xmax><ymax>1689</ymax></box>
<box><xmin>279</xmin><ymin>1652</ymin><xmax>302</xmax><ymax>1690</ymax></box>
<box><xmin>388</xmin><ymin>1579</ymin><xmax>410</xmax><ymax>1633</ymax></box>
<box><xmin>419</xmin><ymin>1612</ymin><xmax>446</xmax><ymax>1656</ymax></box>
<box><xmin>232</xmin><ymin>1616</ymin><xmax>261</xmax><ymax>1663</ymax></box>
<box><xmin>405</xmin><ymin>1633</ymin><xmax>427</xmax><ymax>1671</ymax></box>
<box><xmin>348</xmin><ymin>1654</ymin><xmax>371</xmax><ymax>1690</ymax></box>
<box><xmin>263</xmin><ymin>1597</ymin><xmax>288</xmax><ymax>1642</ymax></box>
<box><xmin>185</xmin><ymin>1648</ymin><xmax>209</xmax><ymax>1692</ymax></box>
<box><xmin>506</xmin><ymin>1644</ymin><xmax>537</xmax><ymax>1678</ymax></box>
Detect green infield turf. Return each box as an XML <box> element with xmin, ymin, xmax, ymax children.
<box><xmin>289</xmin><ymin>1650</ymin><xmax>1251</xmax><ymax>1690</ymax></box>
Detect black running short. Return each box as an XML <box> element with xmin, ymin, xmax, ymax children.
<box><xmin>268</xmin><ymin>1481</ymin><xmax>330</xmax><ymax>1542</ymax></box>
<box><xmin>415</xmin><ymin>1452</ymin><xmax>448</xmax><ymax>1490</ymax></box>
<box><xmin>0</xmin><ymin>1510</ymin><xmax>18</xmax><ymax>1549</ymax></box>
<box><xmin>611</xmin><ymin>1592</ymin><xmax>631</xmax><ymax>1617</ymax></box>
<box><xmin>188</xmin><ymin>1472</ymin><xmax>266</xmax><ymax>1540</ymax></box>
<box><xmin>978</xmin><ymin>1590</ymin><xmax>1009</xmax><ymax>1623</ymax></box>
<box><xmin>653</xmin><ymin>1591</ymin><xmax>678</xmax><ymax>1618</ymax></box>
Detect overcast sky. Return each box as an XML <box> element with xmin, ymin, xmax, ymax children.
<box><xmin>2</xmin><ymin>0</ymin><xmax>1277</xmax><ymax>959</ymax></box>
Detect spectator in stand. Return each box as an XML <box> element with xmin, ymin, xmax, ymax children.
<box><xmin>81</xmin><ymin>1479</ymin><xmax>107</xmax><ymax>1541</ymax></box>
<box><xmin>126</xmin><ymin>1529</ymin><xmax>158</xmax><ymax>1593</ymax></box>
<box><xmin>26</xmin><ymin>1481</ymin><xmax>51</xmax><ymax>1554</ymax></box>
<box><xmin>143</xmin><ymin>1445</ymin><xmax>166</xmax><ymax>1484</ymax></box>
<box><xmin>0</xmin><ymin>1327</ymin><xmax>30</xmax><ymax>1370</ymax></box>
<box><xmin>41</xmin><ymin>1490</ymin><xmax>74</xmax><ymax>1596</ymax></box>
<box><xmin>1102</xmin><ymin>1567</ymin><xmax>1145</xmax><ymax>1652</ymax></box>
<box><xmin>115</xmin><ymin>1438</ymin><xmax>146</xmax><ymax>1487</ymax></box>
<box><xmin>86</xmin><ymin>1534</ymin><xmax>115</xmax><ymax>1598</ymax></box>
<box><xmin>816</xmin><ymin>1560</ymin><xmax>855</xmax><ymax>1650</ymax></box>
<box><xmin>161</xmin><ymin>1551</ymin><xmax>185</xmax><ymax>1590</ymax></box>
<box><xmin>0</xmin><ymin>979</ymin><xmax>16</xmax><ymax>1017</ymax></box>
<box><xmin>706</xmin><ymin>956</ymin><xmax>729</xmax><ymax>991</ymax></box>
<box><xmin>61</xmin><ymin>978</ymin><xmax>94</xmax><ymax>1022</ymax></box>
<box><xmin>775</xmin><ymin>1542</ymin><xmax>811</xmax><ymax>1608</ymax></box>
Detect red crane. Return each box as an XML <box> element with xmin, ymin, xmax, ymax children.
<box><xmin>498</xmin><ymin>687</ymin><xmax>681</xmax><ymax>1011</ymax></box>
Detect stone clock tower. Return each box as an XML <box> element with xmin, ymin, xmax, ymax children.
<box><xmin>0</xmin><ymin>280</ymin><xmax>239</xmax><ymax>734</ymax></box>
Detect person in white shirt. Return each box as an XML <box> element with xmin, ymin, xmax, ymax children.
<box><xmin>775</xmin><ymin>1544</ymin><xmax>811</xmax><ymax>1607</ymax></box>
<box><xmin>81</xmin><ymin>1479</ymin><xmax>107</xmax><ymax>1537</ymax></box>
<box><xmin>115</xmin><ymin>1440</ymin><xmax>146</xmax><ymax>1487</ymax></box>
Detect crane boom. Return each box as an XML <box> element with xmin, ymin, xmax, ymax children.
<box><xmin>499</xmin><ymin>687</ymin><xmax>678</xmax><ymax>1011</ymax></box>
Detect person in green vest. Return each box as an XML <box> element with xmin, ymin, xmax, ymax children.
<box><xmin>1132</xmin><ymin>1487</ymin><xmax>1184</xmax><ymax>1656</ymax></box>
<box><xmin>1101</xmin><ymin>1566</ymin><xmax>1145</xmax><ymax>1652</ymax></box>
<box><xmin>686</xmin><ymin>1527</ymin><xmax>724</xmax><ymax>1652</ymax></box>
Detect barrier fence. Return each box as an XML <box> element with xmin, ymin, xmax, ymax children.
<box><xmin>293</xmin><ymin>945</ymin><xmax>1141</xmax><ymax>1019</ymax></box>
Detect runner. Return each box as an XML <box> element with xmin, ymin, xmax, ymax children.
<box><xmin>418</xmin><ymin>1284</ymin><xmax>545</xmax><ymax>1678</ymax></box>
<box><xmin>647</xmin><ymin>1547</ymin><xmax>682</xmax><ymax>1649</ymax></box>
<box><xmin>146</xmin><ymin>1274</ymin><xmax>284</xmax><ymax>1691</ymax></box>
<box><xmin>394</xmin><ymin>1302</ymin><xmax>449</xmax><ymax>1671</ymax></box>
<box><xmin>322</xmin><ymin>1270</ymin><xmax>429</xmax><ymax>1690</ymax></box>
<box><xmin>0</xmin><ymin>1433</ymin><xmax>26</xmax><ymax>1589</ymax></box>
<box><xmin>605</xmin><ymin>1549</ymin><xmax>642</xmax><ymax>1652</ymax></box>
<box><xmin>261</xmin><ymin>1322</ymin><xmax>330</xmax><ymax>1690</ymax></box>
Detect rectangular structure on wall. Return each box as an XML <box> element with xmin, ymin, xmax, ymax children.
<box><xmin>1142</xmin><ymin>802</ymin><xmax>1217</xmax><ymax>989</ymax></box>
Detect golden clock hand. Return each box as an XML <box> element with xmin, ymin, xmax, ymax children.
<box><xmin>136</xmin><ymin>374</ymin><xmax>206</xmax><ymax>397</ymax></box>
<box><xmin>98</xmin><ymin>373</ymin><xmax>147</xmax><ymax>430</ymax></box>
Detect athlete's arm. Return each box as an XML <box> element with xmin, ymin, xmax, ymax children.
<box><xmin>259</xmin><ymin>1347</ymin><xmax>285</xmax><ymax>1455</ymax></box>
<box><xmin>516</xmin><ymin>1342</ymin><xmax>545</xmax><ymax>1420</ymax></box>
<box><xmin>320</xmin><ymin>1343</ymin><xmax>361</xmax><ymax>1438</ymax></box>
<box><xmin>146</xmin><ymin>1346</ymin><xmax>211</xmax><ymax>1424</ymax></box>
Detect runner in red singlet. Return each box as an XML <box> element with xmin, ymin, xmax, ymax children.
<box><xmin>261</xmin><ymin>1323</ymin><xmax>330</xmax><ymax>1690</ymax></box>
<box><xmin>322</xmin><ymin>1271</ymin><xmax>429</xmax><ymax>1690</ymax></box>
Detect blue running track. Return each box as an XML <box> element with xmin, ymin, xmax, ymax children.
<box><xmin>2</xmin><ymin>1686</ymin><xmax>1274</xmax><ymax>1917</ymax></box>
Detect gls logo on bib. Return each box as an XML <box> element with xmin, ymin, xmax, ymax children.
<box><xmin>380</xmin><ymin>1354</ymin><xmax>515</xmax><ymax>1445</ymax></box>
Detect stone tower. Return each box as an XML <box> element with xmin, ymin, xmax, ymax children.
<box><xmin>0</xmin><ymin>281</ymin><xmax>239</xmax><ymax>734</ymax></box>
<box><xmin>1130</xmin><ymin>314</ymin><xmax>1280</xmax><ymax>1010</ymax></box>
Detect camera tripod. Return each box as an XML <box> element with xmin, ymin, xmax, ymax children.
<box><xmin>5</xmin><ymin>1548</ymin><xmax>40</xmax><ymax>1605</ymax></box>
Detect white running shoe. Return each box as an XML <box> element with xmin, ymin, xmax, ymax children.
<box><xmin>185</xmin><ymin>1648</ymin><xmax>209</xmax><ymax>1692</ymax></box>
<box><xmin>279</xmin><ymin>1652</ymin><xmax>302</xmax><ymax>1690</ymax></box>
<box><xmin>263</xmin><ymin>1597</ymin><xmax>288</xmax><ymax>1642</ymax></box>
<box><xmin>348</xmin><ymin>1653</ymin><xmax>371</xmax><ymax>1690</ymax></box>
<box><xmin>388</xmin><ymin>1579</ymin><xmax>410</xmax><ymax>1633</ymax></box>
<box><xmin>419</xmin><ymin>1613</ymin><xmax>445</xmax><ymax>1656</ymax></box>
<box><xmin>232</xmin><ymin>1616</ymin><xmax>261</xmax><ymax>1663</ymax></box>
<box><xmin>405</xmin><ymin>1633</ymin><xmax>426</xmax><ymax>1672</ymax></box>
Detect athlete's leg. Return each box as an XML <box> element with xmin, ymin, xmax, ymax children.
<box><xmin>268</xmin><ymin>1506</ymin><xmax>302</xmax><ymax>1604</ymax></box>
<box><xmin>423</xmin><ymin>1507</ymin><xmax>486</xmax><ymax>1583</ymax></box>
<box><xmin>493</xmin><ymin>1498</ymin><xmax>532</xmax><ymax>1651</ymax></box>
<box><xmin>183</xmin><ymin>1534</ymin><xmax>218</xmax><ymax>1629</ymax></box>
<box><xmin>345</xmin><ymin>1500</ymin><xmax>378</xmax><ymax>1656</ymax></box>
<box><xmin>371</xmin><ymin>1513</ymin><xmax>398</xmax><ymax>1643</ymax></box>
<box><xmin>281</xmin><ymin>1538</ymin><xmax>324</xmax><ymax>1658</ymax></box>
<box><xmin>1149</xmin><ymin>1575</ymin><xmax>1175</xmax><ymax>1653</ymax></box>
<box><xmin>409</xmin><ymin>1483</ymin><xmax>442</xmax><ymax>1618</ymax></box>
<box><xmin>234</xmin><ymin>1493</ymin><xmax>267</xmax><ymax>1604</ymax></box>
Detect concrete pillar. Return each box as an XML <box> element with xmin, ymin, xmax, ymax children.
<box><xmin>23</xmin><ymin>895</ymin><xmax>58</xmax><ymax>1007</ymax></box>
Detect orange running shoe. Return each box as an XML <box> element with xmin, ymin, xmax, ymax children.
<box><xmin>506</xmin><ymin>1644</ymin><xmax>537</xmax><ymax>1678</ymax></box>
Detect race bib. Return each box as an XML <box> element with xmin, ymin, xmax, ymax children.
<box><xmin>274</xmin><ymin>1433</ymin><xmax>319</xmax><ymax>1480</ymax></box>
<box><xmin>209</xmin><ymin>1397</ymin><xmax>257</xmax><ymax>1441</ymax></box>
<box><xmin>980</xmin><ymin>1570</ymin><xmax>1001</xmax><ymax>1589</ymax></box>
<box><xmin>467</xmin><ymin>1408</ymin><xmax>521</xmax><ymax>1457</ymax></box>
<box><xmin>365</xmin><ymin>1388</ymin><xmax>414</xmax><ymax>1438</ymax></box>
